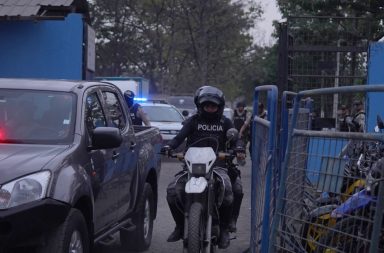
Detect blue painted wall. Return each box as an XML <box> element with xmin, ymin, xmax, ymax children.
<box><xmin>306</xmin><ymin>138</ymin><xmax>347</xmax><ymax>192</ymax></box>
<box><xmin>0</xmin><ymin>13</ymin><xmax>83</xmax><ymax>80</ymax></box>
<box><xmin>367</xmin><ymin>42</ymin><xmax>384</xmax><ymax>132</ymax></box>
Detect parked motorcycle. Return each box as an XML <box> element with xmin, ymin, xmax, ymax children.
<box><xmin>301</xmin><ymin>116</ymin><xmax>384</xmax><ymax>252</ymax></box>
<box><xmin>312</xmin><ymin>116</ymin><xmax>384</xmax><ymax>253</ymax></box>
<box><xmin>315</xmin><ymin>157</ymin><xmax>384</xmax><ymax>253</ymax></box>
<box><xmin>163</xmin><ymin>128</ymin><xmax>239</xmax><ymax>253</ymax></box>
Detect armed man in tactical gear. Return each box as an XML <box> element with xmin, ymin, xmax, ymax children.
<box><xmin>161</xmin><ymin>86</ymin><xmax>245</xmax><ymax>249</ymax></box>
<box><xmin>123</xmin><ymin>90</ymin><xmax>151</xmax><ymax>126</ymax></box>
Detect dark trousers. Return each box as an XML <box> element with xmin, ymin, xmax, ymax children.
<box><xmin>228</xmin><ymin>167</ymin><xmax>243</xmax><ymax>222</ymax></box>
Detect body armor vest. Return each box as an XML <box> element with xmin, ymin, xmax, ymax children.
<box><xmin>233</xmin><ymin>109</ymin><xmax>247</xmax><ymax>131</ymax></box>
<box><xmin>130</xmin><ymin>103</ymin><xmax>143</xmax><ymax>125</ymax></box>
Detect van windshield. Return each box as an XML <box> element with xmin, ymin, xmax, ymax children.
<box><xmin>0</xmin><ymin>89</ymin><xmax>76</xmax><ymax>144</ymax></box>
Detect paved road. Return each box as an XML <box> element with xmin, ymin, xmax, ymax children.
<box><xmin>96</xmin><ymin>157</ymin><xmax>252</xmax><ymax>253</ymax></box>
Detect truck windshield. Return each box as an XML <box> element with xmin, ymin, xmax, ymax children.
<box><xmin>0</xmin><ymin>89</ymin><xmax>76</xmax><ymax>144</ymax></box>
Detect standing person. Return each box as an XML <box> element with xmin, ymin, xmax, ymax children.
<box><xmin>239</xmin><ymin>102</ymin><xmax>267</xmax><ymax>156</ymax></box>
<box><xmin>233</xmin><ymin>101</ymin><xmax>248</xmax><ymax>132</ymax></box>
<box><xmin>123</xmin><ymin>90</ymin><xmax>151</xmax><ymax>126</ymax></box>
<box><xmin>258</xmin><ymin>102</ymin><xmax>267</xmax><ymax>119</ymax></box>
<box><xmin>338</xmin><ymin>104</ymin><xmax>350</xmax><ymax>132</ymax></box>
<box><xmin>351</xmin><ymin>99</ymin><xmax>365</xmax><ymax>132</ymax></box>
<box><xmin>161</xmin><ymin>86</ymin><xmax>245</xmax><ymax>249</ymax></box>
<box><xmin>227</xmin><ymin>103</ymin><xmax>247</xmax><ymax>232</ymax></box>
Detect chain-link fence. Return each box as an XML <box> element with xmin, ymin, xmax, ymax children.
<box><xmin>269</xmin><ymin>85</ymin><xmax>384</xmax><ymax>253</ymax></box>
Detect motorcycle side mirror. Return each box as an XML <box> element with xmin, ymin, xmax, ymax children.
<box><xmin>226</xmin><ymin>128</ymin><xmax>239</xmax><ymax>142</ymax></box>
<box><xmin>182</xmin><ymin>110</ymin><xmax>189</xmax><ymax>117</ymax></box>
<box><xmin>377</xmin><ymin>115</ymin><xmax>384</xmax><ymax>130</ymax></box>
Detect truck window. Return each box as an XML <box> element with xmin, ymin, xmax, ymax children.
<box><xmin>102</xmin><ymin>91</ymin><xmax>127</xmax><ymax>130</ymax></box>
<box><xmin>0</xmin><ymin>90</ymin><xmax>75</xmax><ymax>144</ymax></box>
<box><xmin>85</xmin><ymin>93</ymin><xmax>107</xmax><ymax>133</ymax></box>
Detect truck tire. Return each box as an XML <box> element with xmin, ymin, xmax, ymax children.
<box><xmin>188</xmin><ymin>202</ymin><xmax>204</xmax><ymax>253</ymax></box>
<box><xmin>120</xmin><ymin>183</ymin><xmax>154</xmax><ymax>251</ymax></box>
<box><xmin>38</xmin><ymin>208</ymin><xmax>89</xmax><ymax>253</ymax></box>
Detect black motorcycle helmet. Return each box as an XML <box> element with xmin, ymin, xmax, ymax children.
<box><xmin>236</xmin><ymin>101</ymin><xmax>245</xmax><ymax>108</ymax></box>
<box><xmin>195</xmin><ymin>86</ymin><xmax>225</xmax><ymax>120</ymax></box>
<box><xmin>194</xmin><ymin>85</ymin><xmax>209</xmax><ymax>107</ymax></box>
<box><xmin>124</xmin><ymin>90</ymin><xmax>135</xmax><ymax>108</ymax></box>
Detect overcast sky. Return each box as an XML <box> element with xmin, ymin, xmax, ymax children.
<box><xmin>252</xmin><ymin>0</ymin><xmax>282</xmax><ymax>46</ymax></box>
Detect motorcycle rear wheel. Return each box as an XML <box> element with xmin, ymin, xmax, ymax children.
<box><xmin>188</xmin><ymin>202</ymin><xmax>205</xmax><ymax>253</ymax></box>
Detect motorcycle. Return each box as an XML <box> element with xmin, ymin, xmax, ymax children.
<box><xmin>163</xmin><ymin>128</ymin><xmax>240</xmax><ymax>253</ymax></box>
<box><xmin>315</xmin><ymin>158</ymin><xmax>384</xmax><ymax>253</ymax></box>
<box><xmin>301</xmin><ymin>115</ymin><xmax>384</xmax><ymax>252</ymax></box>
<box><xmin>313</xmin><ymin>116</ymin><xmax>384</xmax><ymax>253</ymax></box>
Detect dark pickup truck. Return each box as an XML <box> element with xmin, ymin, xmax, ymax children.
<box><xmin>0</xmin><ymin>79</ymin><xmax>162</xmax><ymax>253</ymax></box>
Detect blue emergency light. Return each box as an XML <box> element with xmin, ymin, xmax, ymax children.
<box><xmin>134</xmin><ymin>97</ymin><xmax>148</xmax><ymax>102</ymax></box>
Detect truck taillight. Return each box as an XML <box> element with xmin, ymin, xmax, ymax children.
<box><xmin>0</xmin><ymin>128</ymin><xmax>5</xmax><ymax>141</ymax></box>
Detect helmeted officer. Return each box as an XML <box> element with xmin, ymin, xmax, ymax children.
<box><xmin>233</xmin><ymin>101</ymin><xmax>248</xmax><ymax>132</ymax></box>
<box><xmin>351</xmin><ymin>99</ymin><xmax>365</xmax><ymax>132</ymax></box>
<box><xmin>123</xmin><ymin>90</ymin><xmax>150</xmax><ymax>126</ymax></box>
<box><xmin>162</xmin><ymin>85</ymin><xmax>245</xmax><ymax>249</ymax></box>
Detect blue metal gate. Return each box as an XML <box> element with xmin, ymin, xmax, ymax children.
<box><xmin>269</xmin><ymin>85</ymin><xmax>384</xmax><ymax>253</ymax></box>
<box><xmin>249</xmin><ymin>85</ymin><xmax>278</xmax><ymax>253</ymax></box>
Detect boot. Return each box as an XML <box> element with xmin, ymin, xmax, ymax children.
<box><xmin>228</xmin><ymin>218</ymin><xmax>237</xmax><ymax>233</ymax></box>
<box><xmin>167</xmin><ymin>226</ymin><xmax>183</xmax><ymax>242</ymax></box>
<box><xmin>166</xmin><ymin>193</ymin><xmax>184</xmax><ymax>242</ymax></box>
<box><xmin>230</xmin><ymin>184</ymin><xmax>243</xmax><ymax>233</ymax></box>
<box><xmin>218</xmin><ymin>227</ymin><xmax>230</xmax><ymax>249</ymax></box>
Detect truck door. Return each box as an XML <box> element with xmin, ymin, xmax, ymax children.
<box><xmin>100</xmin><ymin>89</ymin><xmax>138</xmax><ymax>219</ymax></box>
<box><xmin>84</xmin><ymin>91</ymin><xmax>121</xmax><ymax>231</ymax></box>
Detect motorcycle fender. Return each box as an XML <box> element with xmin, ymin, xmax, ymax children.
<box><xmin>331</xmin><ymin>189</ymin><xmax>374</xmax><ymax>218</ymax></box>
<box><xmin>185</xmin><ymin>177</ymin><xmax>208</xmax><ymax>193</ymax></box>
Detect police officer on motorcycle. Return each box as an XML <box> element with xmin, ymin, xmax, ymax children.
<box><xmin>162</xmin><ymin>86</ymin><xmax>245</xmax><ymax>249</ymax></box>
<box><xmin>123</xmin><ymin>90</ymin><xmax>151</xmax><ymax>126</ymax></box>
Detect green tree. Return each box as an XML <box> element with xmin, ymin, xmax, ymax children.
<box><xmin>277</xmin><ymin>0</ymin><xmax>384</xmax><ymax>42</ymax></box>
<box><xmin>240</xmin><ymin>44</ymin><xmax>278</xmax><ymax>103</ymax></box>
<box><xmin>276</xmin><ymin>0</ymin><xmax>384</xmax><ymax>116</ymax></box>
<box><xmin>89</xmin><ymin>0</ymin><xmax>263</xmax><ymax>97</ymax></box>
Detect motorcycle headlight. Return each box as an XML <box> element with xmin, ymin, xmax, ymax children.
<box><xmin>0</xmin><ymin>171</ymin><xmax>51</xmax><ymax>210</ymax></box>
<box><xmin>192</xmin><ymin>163</ymin><xmax>207</xmax><ymax>177</ymax></box>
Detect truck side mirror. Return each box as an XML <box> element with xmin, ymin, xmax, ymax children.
<box><xmin>91</xmin><ymin>127</ymin><xmax>122</xmax><ymax>149</ymax></box>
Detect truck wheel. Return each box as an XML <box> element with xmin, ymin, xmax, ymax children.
<box><xmin>39</xmin><ymin>208</ymin><xmax>89</xmax><ymax>253</ymax></box>
<box><xmin>188</xmin><ymin>202</ymin><xmax>204</xmax><ymax>253</ymax></box>
<box><xmin>120</xmin><ymin>183</ymin><xmax>154</xmax><ymax>251</ymax></box>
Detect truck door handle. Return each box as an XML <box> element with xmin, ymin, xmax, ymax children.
<box><xmin>112</xmin><ymin>152</ymin><xmax>120</xmax><ymax>160</ymax></box>
<box><xmin>130</xmin><ymin>142</ymin><xmax>136</xmax><ymax>150</ymax></box>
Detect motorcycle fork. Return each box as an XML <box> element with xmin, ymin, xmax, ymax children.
<box><xmin>206</xmin><ymin>176</ymin><xmax>216</xmax><ymax>247</ymax></box>
<box><xmin>182</xmin><ymin>174</ymin><xmax>216</xmax><ymax>252</ymax></box>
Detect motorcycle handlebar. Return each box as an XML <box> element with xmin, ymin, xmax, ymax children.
<box><xmin>165</xmin><ymin>151</ymin><xmax>236</xmax><ymax>160</ymax></box>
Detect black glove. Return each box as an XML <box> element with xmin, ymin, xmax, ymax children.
<box><xmin>161</xmin><ymin>145</ymin><xmax>173</xmax><ymax>157</ymax></box>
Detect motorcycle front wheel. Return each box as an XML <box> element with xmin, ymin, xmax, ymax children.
<box><xmin>188</xmin><ymin>202</ymin><xmax>205</xmax><ymax>253</ymax></box>
<box><xmin>315</xmin><ymin>217</ymin><xmax>370</xmax><ymax>253</ymax></box>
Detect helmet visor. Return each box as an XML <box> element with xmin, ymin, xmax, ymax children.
<box><xmin>199</xmin><ymin>96</ymin><xmax>221</xmax><ymax>106</ymax></box>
